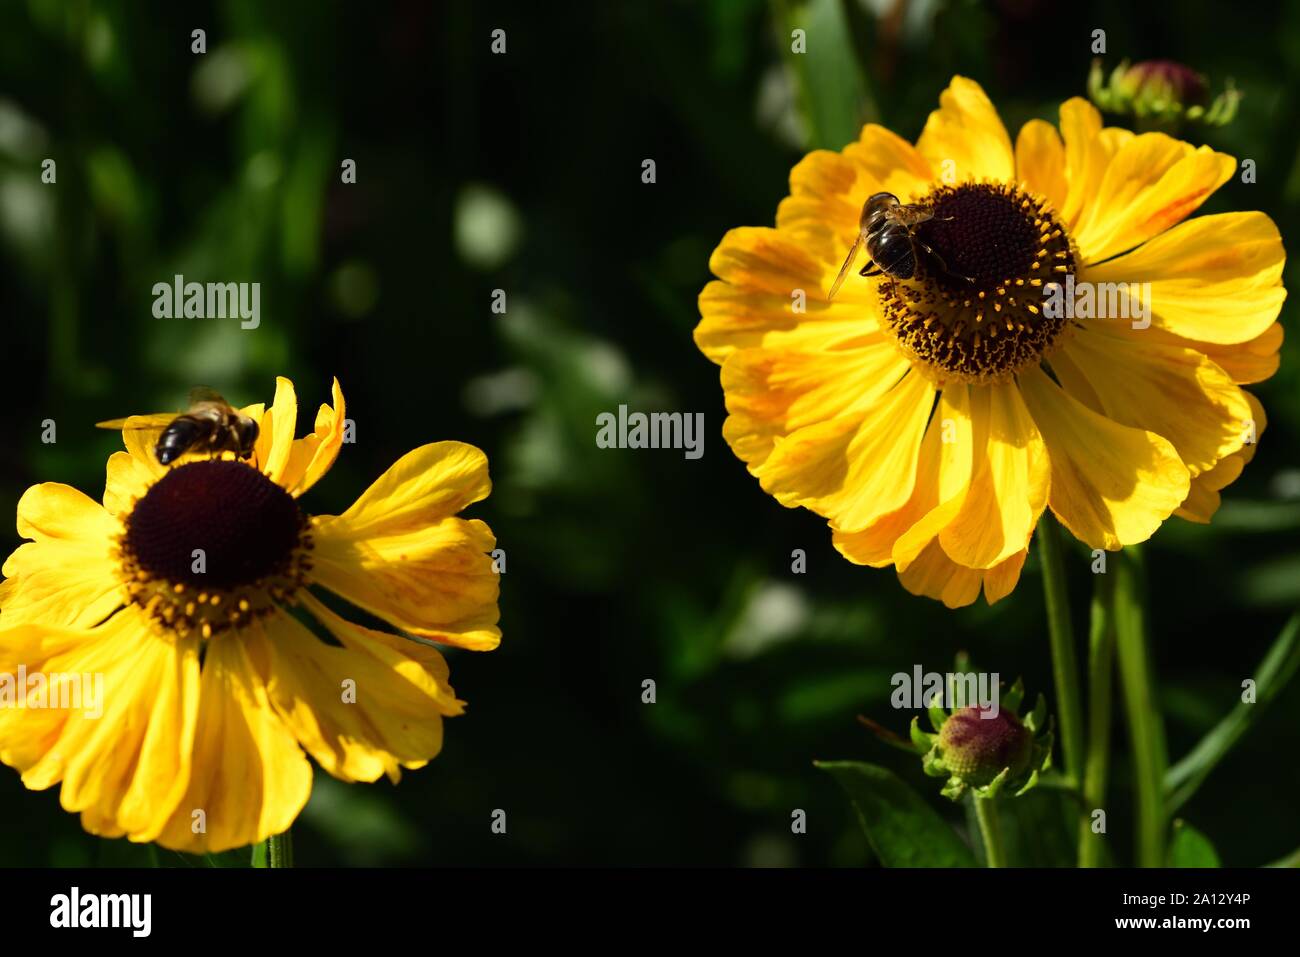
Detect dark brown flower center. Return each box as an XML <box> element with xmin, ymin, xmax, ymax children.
<box><xmin>118</xmin><ymin>460</ymin><xmax>312</xmax><ymax>638</ymax></box>
<box><xmin>878</xmin><ymin>182</ymin><xmax>1076</xmax><ymax>383</ymax></box>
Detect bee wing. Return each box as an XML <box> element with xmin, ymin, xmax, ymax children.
<box><xmin>188</xmin><ymin>385</ymin><xmax>229</xmax><ymax>407</ymax></box>
<box><xmin>96</xmin><ymin>413</ymin><xmax>178</xmax><ymax>431</ymax></box>
<box><xmin>894</xmin><ymin>204</ymin><xmax>935</xmax><ymax>227</ymax></box>
<box><xmin>828</xmin><ymin>232</ymin><xmax>865</xmax><ymax>301</ymax></box>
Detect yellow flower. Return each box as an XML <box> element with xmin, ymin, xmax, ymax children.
<box><xmin>0</xmin><ymin>377</ymin><xmax>500</xmax><ymax>852</ymax></box>
<box><xmin>696</xmin><ymin>76</ymin><xmax>1285</xmax><ymax>608</ymax></box>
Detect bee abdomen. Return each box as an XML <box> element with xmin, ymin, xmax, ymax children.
<box><xmin>155</xmin><ymin>416</ymin><xmax>209</xmax><ymax>465</ymax></box>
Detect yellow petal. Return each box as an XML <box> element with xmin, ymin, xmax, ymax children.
<box><xmin>1019</xmin><ymin>365</ymin><xmax>1189</xmax><ymax>550</ymax></box>
<box><xmin>1059</xmin><ymin>98</ymin><xmax>1129</xmax><ymax>231</ymax></box>
<box><xmin>0</xmin><ymin>608</ymin><xmax>200</xmax><ymax>843</ymax></box>
<box><xmin>282</xmin><ymin>377</ymin><xmax>347</xmax><ymax>496</ymax></box>
<box><xmin>897</xmin><ymin>540</ymin><xmax>1027</xmax><ymax>608</ymax></box>
<box><xmin>891</xmin><ymin>384</ymin><xmax>976</xmax><ymax>570</ymax></box>
<box><xmin>155</xmin><ymin>632</ymin><xmax>311</xmax><ymax>853</ymax></box>
<box><xmin>103</xmin><ymin>449</ymin><xmax>157</xmax><ymax>518</ymax></box>
<box><xmin>1060</xmin><ymin>328</ymin><xmax>1253</xmax><ymax>476</ymax></box>
<box><xmin>252</xmin><ymin>376</ymin><xmax>298</xmax><ymax>485</ymax></box>
<box><xmin>915</xmin><ymin>76</ymin><xmax>1014</xmax><ymax>183</ymax></box>
<box><xmin>257</xmin><ymin>593</ymin><xmax>461</xmax><ymax>783</ymax></box>
<box><xmin>1015</xmin><ymin>119</ymin><xmax>1068</xmax><ymax>213</ymax></box>
<box><xmin>938</xmin><ymin>382</ymin><xmax>1050</xmax><ymax>568</ymax></box>
<box><xmin>719</xmin><ymin>337</ymin><xmax>906</xmax><ymax>469</ymax></box>
<box><xmin>834</xmin><ymin>385</ymin><xmax>972</xmax><ymax>568</ymax></box>
<box><xmin>696</xmin><ymin>279</ymin><xmax>883</xmax><ymax>364</ymax></box>
<box><xmin>1176</xmin><ymin>391</ymin><xmax>1267</xmax><ymax>523</ymax></box>
<box><xmin>754</xmin><ymin>371</ymin><xmax>936</xmax><ymax>533</ymax></box>
<box><xmin>842</xmin><ymin>123</ymin><xmax>934</xmax><ymax>200</ymax></box>
<box><xmin>2</xmin><ymin>484</ymin><xmax>122</xmax><ymax>629</ymax></box>
<box><xmin>1196</xmin><ymin>323</ymin><xmax>1283</xmax><ymax>385</ymax></box>
<box><xmin>1072</xmin><ymin>133</ymin><xmax>1235</xmax><ymax>263</ymax></box>
<box><xmin>982</xmin><ymin>549</ymin><xmax>1028</xmax><ymax>604</ymax></box>
<box><xmin>1083</xmin><ymin>211</ymin><xmax>1286</xmax><ymax>345</ymax></box>
<box><xmin>311</xmin><ymin>442</ymin><xmax>500</xmax><ymax>649</ymax></box>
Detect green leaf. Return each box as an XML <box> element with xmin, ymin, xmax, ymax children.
<box><xmin>1002</xmin><ymin>677</ymin><xmax>1025</xmax><ymax>716</ymax></box>
<box><xmin>909</xmin><ymin>716</ymin><xmax>935</xmax><ymax>752</ymax></box>
<box><xmin>1166</xmin><ymin>611</ymin><xmax>1300</xmax><ymax>812</ymax></box>
<box><xmin>816</xmin><ymin>761</ymin><xmax>976</xmax><ymax>867</ymax></box>
<box><xmin>777</xmin><ymin>0</ymin><xmax>876</xmax><ymax>150</ymax></box>
<box><xmin>1167</xmin><ymin>820</ymin><xmax>1221</xmax><ymax>867</ymax></box>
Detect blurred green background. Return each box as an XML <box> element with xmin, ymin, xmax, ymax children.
<box><xmin>1</xmin><ymin>0</ymin><xmax>1298</xmax><ymax>866</ymax></box>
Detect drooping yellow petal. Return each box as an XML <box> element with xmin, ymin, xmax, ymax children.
<box><xmin>915</xmin><ymin>76</ymin><xmax>1014</xmax><ymax>183</ymax></box>
<box><xmin>833</xmin><ymin>385</ymin><xmax>972</xmax><ymax>569</ymax></box>
<box><xmin>155</xmin><ymin>632</ymin><xmax>311</xmax><ymax>853</ymax></box>
<box><xmin>0</xmin><ymin>608</ymin><xmax>200</xmax><ymax>843</ymax></box>
<box><xmin>255</xmin><ymin>593</ymin><xmax>461</xmax><ymax>784</ymax></box>
<box><xmin>311</xmin><ymin>442</ymin><xmax>500</xmax><ymax>649</ymax></box>
<box><xmin>754</xmin><ymin>371</ymin><xmax>936</xmax><ymax>533</ymax></box>
<box><xmin>1014</xmin><ymin>119</ymin><xmax>1067</xmax><ymax>213</ymax></box>
<box><xmin>2</xmin><ymin>484</ymin><xmax>122</xmax><ymax>629</ymax></box>
<box><xmin>1176</xmin><ymin>391</ymin><xmax>1266</xmax><ymax>523</ymax></box>
<box><xmin>938</xmin><ymin>382</ymin><xmax>1050</xmax><ymax>569</ymax></box>
<box><xmin>1196</xmin><ymin>323</ymin><xmax>1283</xmax><ymax>385</ymax></box>
<box><xmin>897</xmin><ymin>540</ymin><xmax>1027</xmax><ymax>608</ymax></box>
<box><xmin>1083</xmin><ymin>212</ymin><xmax>1286</xmax><ymax>344</ymax></box>
<box><xmin>1019</xmin><ymin>366</ymin><xmax>1189</xmax><ymax>550</ymax></box>
<box><xmin>1060</xmin><ymin>327</ymin><xmax>1253</xmax><ymax>476</ymax></box>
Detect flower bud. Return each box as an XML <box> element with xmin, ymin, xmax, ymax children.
<box><xmin>1088</xmin><ymin>58</ymin><xmax>1240</xmax><ymax>127</ymax></box>
<box><xmin>937</xmin><ymin>707</ymin><xmax>1032</xmax><ymax>788</ymax></box>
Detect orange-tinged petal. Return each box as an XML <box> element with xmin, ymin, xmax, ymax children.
<box><xmin>1083</xmin><ymin>212</ymin><xmax>1286</xmax><ymax>345</ymax></box>
<box><xmin>719</xmin><ymin>338</ymin><xmax>906</xmax><ymax>469</ymax></box>
<box><xmin>1072</xmin><ymin>134</ymin><xmax>1235</xmax><ymax>263</ymax></box>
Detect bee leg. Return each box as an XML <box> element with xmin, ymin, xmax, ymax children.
<box><xmin>914</xmin><ymin>240</ymin><xmax>975</xmax><ymax>284</ymax></box>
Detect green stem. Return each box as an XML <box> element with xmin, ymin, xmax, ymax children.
<box><xmin>1037</xmin><ymin>514</ymin><xmax>1084</xmax><ymax>785</ymax></box>
<box><xmin>267</xmin><ymin>830</ymin><xmax>293</xmax><ymax>869</ymax></box>
<box><xmin>973</xmin><ymin>797</ymin><xmax>1006</xmax><ymax>868</ymax></box>
<box><xmin>1079</xmin><ymin>571</ymin><xmax>1116</xmax><ymax>867</ymax></box>
<box><xmin>1113</xmin><ymin>546</ymin><xmax>1168</xmax><ymax>867</ymax></box>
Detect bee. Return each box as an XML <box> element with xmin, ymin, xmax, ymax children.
<box><xmin>828</xmin><ymin>191</ymin><xmax>972</xmax><ymax>299</ymax></box>
<box><xmin>96</xmin><ymin>387</ymin><xmax>259</xmax><ymax>466</ymax></box>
